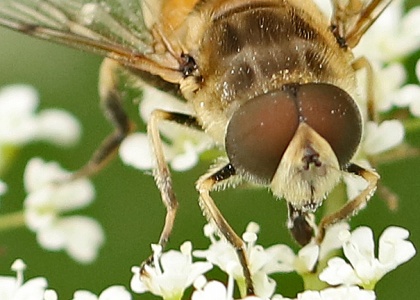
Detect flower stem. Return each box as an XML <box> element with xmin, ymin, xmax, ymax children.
<box><xmin>0</xmin><ymin>145</ymin><xmax>19</xmax><ymax>176</ymax></box>
<box><xmin>0</xmin><ymin>211</ymin><xmax>25</xmax><ymax>232</ymax></box>
<box><xmin>302</xmin><ymin>272</ymin><xmax>328</xmax><ymax>291</ymax></box>
<box><xmin>236</xmin><ymin>277</ymin><xmax>247</xmax><ymax>298</ymax></box>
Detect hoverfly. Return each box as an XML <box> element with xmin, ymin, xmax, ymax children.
<box><xmin>0</xmin><ymin>0</ymin><xmax>390</xmax><ymax>294</ymax></box>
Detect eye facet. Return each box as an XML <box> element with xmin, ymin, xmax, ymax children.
<box><xmin>225</xmin><ymin>83</ymin><xmax>362</xmax><ymax>183</ymax></box>
<box><xmin>225</xmin><ymin>89</ymin><xmax>299</xmax><ymax>183</ymax></box>
<box><xmin>293</xmin><ymin>83</ymin><xmax>362</xmax><ymax>168</ymax></box>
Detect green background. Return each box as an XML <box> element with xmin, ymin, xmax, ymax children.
<box><xmin>0</xmin><ymin>1</ymin><xmax>420</xmax><ymax>299</ymax></box>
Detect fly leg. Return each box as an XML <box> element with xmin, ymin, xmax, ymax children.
<box><xmin>316</xmin><ymin>163</ymin><xmax>379</xmax><ymax>243</ymax></box>
<box><xmin>352</xmin><ymin>56</ymin><xmax>377</xmax><ymax>122</ymax></box>
<box><xmin>196</xmin><ymin>163</ymin><xmax>255</xmax><ymax>296</ymax></box>
<box><xmin>71</xmin><ymin>58</ymin><xmax>135</xmax><ymax>179</ymax></box>
<box><xmin>352</xmin><ymin>56</ymin><xmax>400</xmax><ymax>210</ymax></box>
<box><xmin>142</xmin><ymin>109</ymin><xmax>201</xmax><ymax>264</ymax></box>
<box><xmin>331</xmin><ymin>0</ymin><xmax>392</xmax><ymax>48</ymax></box>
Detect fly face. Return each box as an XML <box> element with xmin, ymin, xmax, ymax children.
<box><xmin>225</xmin><ymin>83</ymin><xmax>362</xmax><ymax>204</ymax></box>
<box><xmin>0</xmin><ymin>0</ymin><xmax>389</xmax><ymax>295</ymax></box>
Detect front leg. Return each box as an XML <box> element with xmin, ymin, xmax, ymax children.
<box><xmin>147</xmin><ymin>109</ymin><xmax>201</xmax><ymax>252</ymax></box>
<box><xmin>196</xmin><ymin>163</ymin><xmax>255</xmax><ymax>296</ymax></box>
<box><xmin>316</xmin><ymin>163</ymin><xmax>379</xmax><ymax>243</ymax></box>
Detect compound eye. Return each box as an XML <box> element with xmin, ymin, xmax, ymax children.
<box><xmin>226</xmin><ymin>90</ymin><xmax>299</xmax><ymax>183</ymax></box>
<box><xmin>296</xmin><ymin>83</ymin><xmax>362</xmax><ymax>167</ymax></box>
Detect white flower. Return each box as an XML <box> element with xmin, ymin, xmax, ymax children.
<box><xmin>395</xmin><ymin>58</ymin><xmax>420</xmax><ymax>117</ymax></box>
<box><xmin>191</xmin><ymin>276</ymin><xmax>275</xmax><ymax>300</ymax></box>
<box><xmin>354</xmin><ymin>0</ymin><xmax>420</xmax><ymax>63</ymax></box>
<box><xmin>35</xmin><ymin>109</ymin><xmax>81</xmax><ymax>146</ymax></box>
<box><xmin>192</xmin><ymin>278</ymin><xmax>231</xmax><ymax>300</ymax></box>
<box><xmin>319</xmin><ymin>226</ymin><xmax>416</xmax><ymax>289</ymax></box>
<box><xmin>194</xmin><ymin>223</ymin><xmax>281</xmax><ymax>298</ymax></box>
<box><xmin>72</xmin><ymin>286</ymin><xmax>132</xmax><ymax>300</ymax></box>
<box><xmin>367</xmin><ymin>62</ymin><xmax>407</xmax><ymax>113</ymax></box>
<box><xmin>351</xmin><ymin>0</ymin><xmax>420</xmax><ymax>116</ymax></box>
<box><xmin>375</xmin><ymin>59</ymin><xmax>420</xmax><ymax>117</ymax></box>
<box><xmin>194</xmin><ymin>222</ymin><xmax>346</xmax><ymax>298</ymax></box>
<box><xmin>268</xmin><ymin>243</ymin><xmax>319</xmax><ymax>275</ymax></box>
<box><xmin>44</xmin><ymin>290</ymin><xmax>58</xmax><ymax>300</ymax></box>
<box><xmin>23</xmin><ymin>157</ymin><xmax>104</xmax><ymax>263</ymax></box>
<box><xmin>362</xmin><ymin>120</ymin><xmax>405</xmax><ymax>155</ymax></box>
<box><xmin>0</xmin><ymin>259</ymin><xmax>53</xmax><ymax>300</ymax></box>
<box><xmin>262</xmin><ymin>222</ymin><xmax>349</xmax><ymax>275</ymax></box>
<box><xmin>298</xmin><ymin>286</ymin><xmax>375</xmax><ymax>300</ymax></box>
<box><xmin>318</xmin><ymin>222</ymin><xmax>351</xmax><ymax>260</ymax></box>
<box><xmin>119</xmin><ymin>86</ymin><xmax>213</xmax><ymax>172</ymax></box>
<box><xmin>131</xmin><ymin>242</ymin><xmax>212</xmax><ymax>300</ymax></box>
<box><xmin>0</xmin><ymin>84</ymin><xmax>81</xmax><ymax>173</ymax></box>
<box><xmin>0</xmin><ymin>84</ymin><xmax>80</xmax><ymax>147</ymax></box>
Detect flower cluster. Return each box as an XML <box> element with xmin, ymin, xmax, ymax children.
<box><xmin>131</xmin><ymin>242</ymin><xmax>212</xmax><ymax>300</ymax></box>
<box><xmin>352</xmin><ymin>0</ymin><xmax>420</xmax><ymax>151</ymax></box>
<box><xmin>319</xmin><ymin>226</ymin><xmax>416</xmax><ymax>290</ymax></box>
<box><xmin>0</xmin><ymin>84</ymin><xmax>104</xmax><ymax>263</ymax></box>
<box><xmin>23</xmin><ymin>158</ymin><xmax>104</xmax><ymax>263</ymax></box>
<box><xmin>0</xmin><ymin>222</ymin><xmax>415</xmax><ymax>299</ymax></box>
<box><xmin>0</xmin><ymin>84</ymin><xmax>80</xmax><ymax>172</ymax></box>
<box><xmin>129</xmin><ymin>222</ymin><xmax>415</xmax><ymax>300</ymax></box>
<box><xmin>0</xmin><ymin>259</ymin><xmax>131</xmax><ymax>300</ymax></box>
<box><xmin>0</xmin><ymin>259</ymin><xmax>53</xmax><ymax>300</ymax></box>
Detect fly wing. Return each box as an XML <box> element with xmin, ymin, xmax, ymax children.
<box><xmin>0</xmin><ymin>0</ymin><xmax>182</xmax><ymax>78</ymax></box>
<box><xmin>331</xmin><ymin>0</ymin><xmax>392</xmax><ymax>48</ymax></box>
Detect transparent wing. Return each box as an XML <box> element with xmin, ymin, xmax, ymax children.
<box><xmin>0</xmin><ymin>0</ymin><xmax>159</xmax><ymax>65</ymax></box>
<box><xmin>331</xmin><ymin>0</ymin><xmax>392</xmax><ymax>47</ymax></box>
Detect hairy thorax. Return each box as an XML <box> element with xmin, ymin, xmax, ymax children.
<box><xmin>179</xmin><ymin>0</ymin><xmax>358</xmax><ymax>145</ymax></box>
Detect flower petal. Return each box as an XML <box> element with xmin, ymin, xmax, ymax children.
<box><xmin>24</xmin><ymin>158</ymin><xmax>68</xmax><ymax>192</ymax></box>
<box><xmin>378</xmin><ymin>226</ymin><xmax>416</xmax><ymax>271</ymax></box>
<box><xmin>119</xmin><ymin>133</ymin><xmax>154</xmax><ymax>170</ymax></box>
<box><xmin>362</xmin><ymin>121</ymin><xmax>404</xmax><ymax>155</ymax></box>
<box><xmin>37</xmin><ymin>216</ymin><xmax>105</xmax><ymax>264</ymax></box>
<box><xmin>295</xmin><ymin>244</ymin><xmax>319</xmax><ymax>273</ymax></box>
<box><xmin>261</xmin><ymin>244</ymin><xmax>296</xmax><ymax>273</ymax></box>
<box><xmin>319</xmin><ymin>257</ymin><xmax>361</xmax><ymax>286</ymax></box>
<box><xmin>60</xmin><ymin>216</ymin><xmax>105</xmax><ymax>263</ymax></box>
<box><xmin>319</xmin><ymin>222</ymin><xmax>350</xmax><ymax>260</ymax></box>
<box><xmin>35</xmin><ymin>109</ymin><xmax>81</xmax><ymax>147</ymax></box>
<box><xmin>98</xmin><ymin>286</ymin><xmax>131</xmax><ymax>300</ymax></box>
<box><xmin>191</xmin><ymin>280</ymin><xmax>227</xmax><ymax>300</ymax></box>
<box><xmin>320</xmin><ymin>286</ymin><xmax>376</xmax><ymax>300</ymax></box>
<box><xmin>0</xmin><ymin>85</ymin><xmax>39</xmax><ymax>145</ymax></box>
<box><xmin>14</xmin><ymin>277</ymin><xmax>48</xmax><ymax>300</ymax></box>
<box><xmin>342</xmin><ymin>227</ymin><xmax>375</xmax><ymax>267</ymax></box>
<box><xmin>72</xmin><ymin>290</ymin><xmax>98</xmax><ymax>300</ymax></box>
<box><xmin>132</xmin><ymin>242</ymin><xmax>212</xmax><ymax>299</ymax></box>
<box><xmin>119</xmin><ymin>133</ymin><xmax>174</xmax><ymax>170</ymax></box>
<box><xmin>170</xmin><ymin>141</ymin><xmax>199</xmax><ymax>171</ymax></box>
